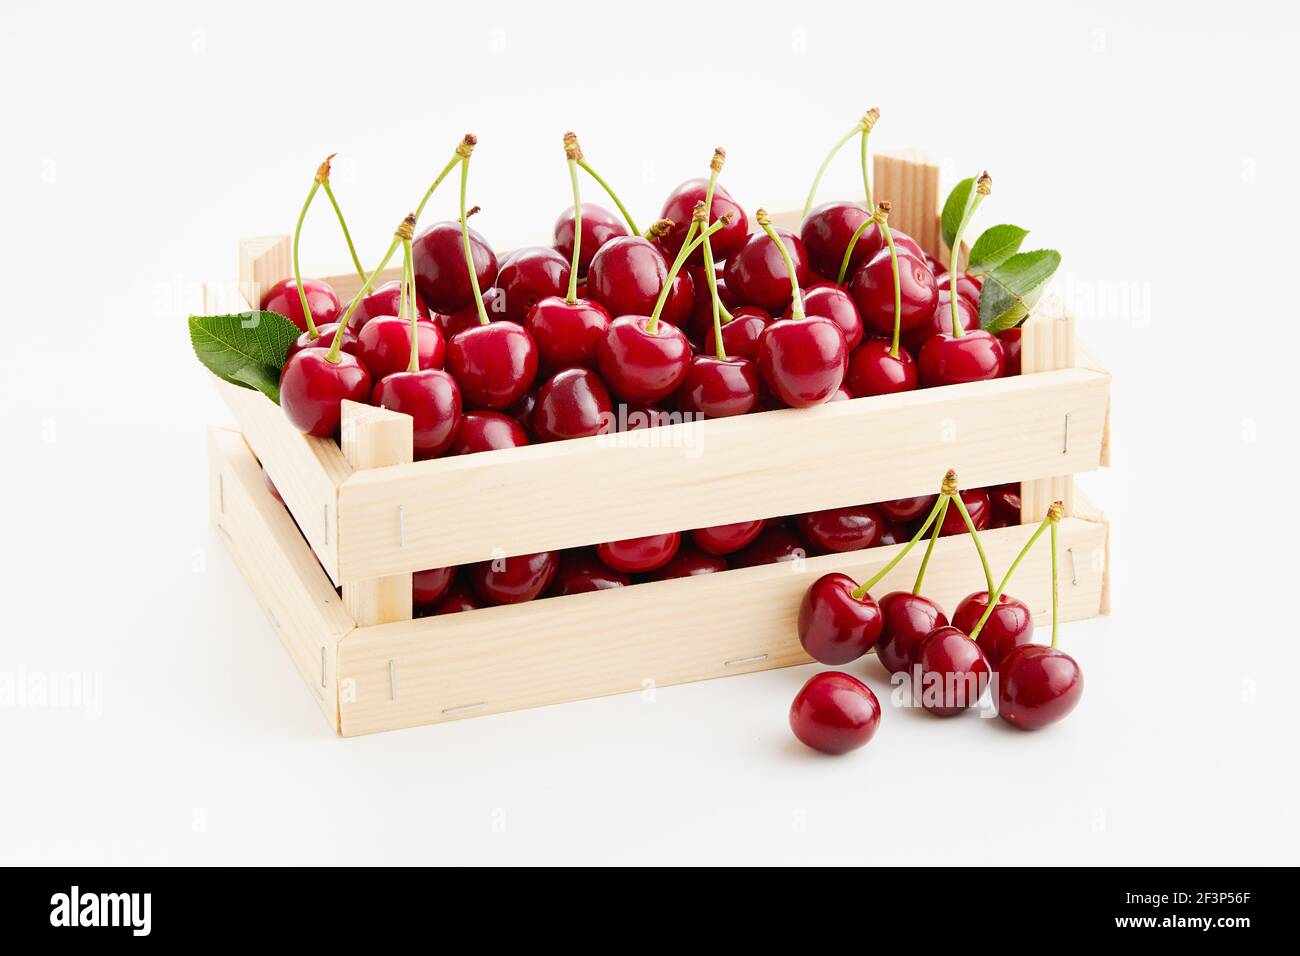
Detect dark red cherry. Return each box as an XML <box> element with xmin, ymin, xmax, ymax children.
<box><xmin>412</xmin><ymin>567</ymin><xmax>455</xmax><ymax>613</ymax></box>
<box><xmin>412</xmin><ymin>220</ymin><xmax>498</xmax><ymax>315</ymax></box>
<box><xmin>348</xmin><ymin>279</ymin><xmax>431</xmax><ymax>329</ymax></box>
<box><xmin>648</xmin><ymin>544</ymin><xmax>728</xmax><ymax>580</ymax></box>
<box><xmin>903</xmin><ymin>291</ymin><xmax>979</xmax><ymax>356</ymax></box>
<box><xmin>996</xmin><ymin>644</ymin><xmax>1084</xmax><ymax>730</ymax></box>
<box><xmin>913</xmin><ymin>626</ymin><xmax>991</xmax><ymax>716</ymax></box>
<box><xmin>436</xmin><ymin>286</ymin><xmax>506</xmax><ymax>339</ymax></box>
<box><xmin>530</xmin><ymin>368</ymin><xmax>614</xmax><ymax>441</ymax></box>
<box><xmin>940</xmin><ymin>488</ymin><xmax>991</xmax><ymax>536</ymax></box>
<box><xmin>684</xmin><ymin>265</ymin><xmax>740</xmax><ymax>342</ymax></box>
<box><xmin>730</xmin><ymin>525</ymin><xmax>809</xmax><ymax>568</ymax></box>
<box><xmin>988</xmin><ymin>482</ymin><xmax>1021</xmax><ymax>528</ymax></box>
<box><xmin>355</xmin><ymin>315</ymin><xmax>445</xmax><ymax>380</ymax></box>
<box><xmin>525</xmin><ymin>296</ymin><xmax>612</xmax><ymax>373</ymax></box>
<box><xmin>876</xmin><ymin>520</ymin><xmax>908</xmax><ymax>545</ymax></box>
<box><xmin>875</xmin><ymin>591</ymin><xmax>949</xmax><ymax>675</ymax></box>
<box><xmin>657</xmin><ymin>179</ymin><xmax>749</xmax><ymax>265</ymax></box>
<box><xmin>506</xmin><ymin>388</ymin><xmax>538</xmax><ymax>432</ymax></box>
<box><xmin>552</xmin><ymin>549</ymin><xmax>631</xmax><ymax>595</ymax></box>
<box><xmin>756</xmin><ymin>316</ymin><xmax>848</xmax><ymax>407</ymax></box>
<box><xmin>725</xmin><ymin>227</ymin><xmax>812</xmax><ymax>313</ymax></box>
<box><xmin>493</xmin><ymin>247</ymin><xmax>571</xmax><ymax>323</ymax></box>
<box><xmin>467</xmin><ymin>551</ymin><xmax>558</xmax><ymax>605</ymax></box>
<box><xmin>997</xmin><ymin>327</ymin><xmax>1022</xmax><ymax>375</ymax></box>
<box><xmin>844</xmin><ymin>339</ymin><xmax>918</xmax><ymax>397</ymax></box>
<box><xmin>953</xmin><ymin>591</ymin><xmax>1034</xmax><ymax>667</ymax></box>
<box><xmin>278</xmin><ymin>348</ymin><xmax>372</xmax><ymax>437</ymax></box>
<box><xmin>935</xmin><ymin>271</ymin><xmax>982</xmax><ymax>309</ymax></box>
<box><xmin>789</xmin><ymin>671</ymin><xmax>881</xmax><ymax>755</ymax></box>
<box><xmin>796</xmin><ymin>504</ymin><xmax>883</xmax><ymax>553</ymax></box>
<box><xmin>691</xmin><ymin>519</ymin><xmax>765</xmax><ymax>555</ymax></box>
<box><xmin>287</xmin><ymin>322</ymin><xmax>358</xmax><ymax>360</ymax></box>
<box><xmin>786</xmin><ymin>283</ymin><xmax>863</xmax><ymax>350</ymax></box>
<box><xmin>596</xmin><ymin>315</ymin><xmax>692</xmax><ymax>404</ymax></box>
<box><xmin>618</xmin><ymin>403</ymin><xmax>671</xmax><ymax>430</ymax></box>
<box><xmin>586</xmin><ymin>236</ymin><xmax>687</xmax><ymax>319</ymax></box>
<box><xmin>848</xmin><ymin>249</ymin><xmax>938</xmax><ymax>337</ymax></box>
<box><xmin>448</xmin><ymin>410</ymin><xmax>528</xmax><ymax>455</ymax></box>
<box><xmin>596</xmin><ymin>532</ymin><xmax>681</xmax><ymax>573</ymax></box>
<box><xmin>553</xmin><ymin>203</ymin><xmax>629</xmax><ymax>275</ymax></box>
<box><xmin>703</xmin><ymin>306</ymin><xmax>770</xmax><ymax>361</ymax></box>
<box><xmin>798</xmin><ymin>572</ymin><xmax>882</xmax><ymax>663</ymax></box>
<box><xmin>446</xmin><ymin>321</ymin><xmax>539</xmax><ymax>410</ymax></box>
<box><xmin>879</xmin><ymin>494</ymin><xmax>936</xmax><ymax>523</ymax></box>
<box><xmin>432</xmin><ymin>581</ymin><xmax>481</xmax><ymax>615</ymax></box>
<box><xmin>918</xmin><ymin>329</ymin><xmax>1006</xmax><ymax>387</ymax></box>
<box><xmin>675</xmin><ymin>355</ymin><xmax>759</xmax><ymax>419</ymax></box>
<box><xmin>370</xmin><ymin>368</ymin><xmax>462</xmax><ymax>459</ymax></box>
<box><xmin>261</xmin><ymin>277</ymin><xmax>341</xmax><ymax>333</ymax></box>
<box><xmin>800</xmin><ymin>201</ymin><xmax>875</xmax><ymax>279</ymax></box>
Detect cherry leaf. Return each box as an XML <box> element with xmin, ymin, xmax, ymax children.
<box><xmin>189</xmin><ymin>310</ymin><xmax>300</xmax><ymax>404</ymax></box>
<box><xmin>967</xmin><ymin>224</ymin><xmax>1029</xmax><ymax>275</ymax></box>
<box><xmin>940</xmin><ymin>178</ymin><xmax>976</xmax><ymax>251</ymax></box>
<box><xmin>978</xmin><ymin>249</ymin><xmax>1062</xmax><ymax>333</ymax></box>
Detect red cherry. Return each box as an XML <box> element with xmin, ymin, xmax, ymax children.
<box><xmin>657</xmin><ymin>179</ymin><xmax>749</xmax><ymax>264</ymax></box>
<box><xmin>493</xmin><ymin>247</ymin><xmax>571</xmax><ymax>323</ymax></box>
<box><xmin>940</xmin><ymin>488</ymin><xmax>991</xmax><ymax>536</ymax></box>
<box><xmin>731</xmin><ymin>525</ymin><xmax>809</xmax><ymax>567</ymax></box>
<box><xmin>371</xmin><ymin>369</ymin><xmax>462</xmax><ymax>460</ymax></box>
<box><xmin>756</xmin><ymin>316</ymin><xmax>848</xmax><ymax>407</ymax></box>
<box><xmin>552</xmin><ymin>549</ymin><xmax>631</xmax><ymax>595</ymax></box>
<box><xmin>675</xmin><ymin>355</ymin><xmax>759</xmax><ymax>419</ymax></box>
<box><xmin>619</xmin><ymin>403</ymin><xmax>671</xmax><ymax>430</ymax></box>
<box><xmin>261</xmin><ymin>277</ymin><xmax>341</xmax><ymax>333</ymax></box>
<box><xmin>412</xmin><ymin>567</ymin><xmax>455</xmax><ymax>612</ymax></box>
<box><xmin>596</xmin><ymin>315</ymin><xmax>692</xmax><ymax>404</ymax></box>
<box><xmin>684</xmin><ymin>265</ymin><xmax>740</xmax><ymax>341</ymax></box>
<box><xmin>287</xmin><ymin>322</ymin><xmax>358</xmax><ymax>360</ymax></box>
<box><xmin>934</xmin><ymin>271</ymin><xmax>982</xmax><ymax>309</ymax></box>
<box><xmin>446</xmin><ymin>321</ymin><xmax>539</xmax><ymax>410</ymax></box>
<box><xmin>798</xmin><ymin>572</ymin><xmax>882</xmax><ymax>663</ymax></box>
<box><xmin>913</xmin><ymin>626</ymin><xmax>992</xmax><ymax>716</ymax></box>
<box><xmin>876</xmin><ymin>520</ymin><xmax>908</xmax><ymax>545</ymax></box>
<box><xmin>785</xmin><ymin>283</ymin><xmax>864</xmax><ymax>350</ymax></box>
<box><xmin>586</xmin><ymin>236</ymin><xmax>693</xmax><ymax>322</ymax></box>
<box><xmin>879</xmin><ymin>494</ymin><xmax>936</xmax><ymax>523</ymax></box>
<box><xmin>875</xmin><ymin>591</ymin><xmax>949</xmax><ymax>674</ymax></box>
<box><xmin>918</xmin><ymin>329</ymin><xmax>1005</xmax><ymax>387</ymax></box>
<box><xmin>436</xmin><ymin>286</ymin><xmax>506</xmax><ymax>339</ymax></box>
<box><xmin>997</xmin><ymin>327</ymin><xmax>1022</xmax><ymax>375</ymax></box>
<box><xmin>432</xmin><ymin>581</ymin><xmax>481</xmax><ymax>615</ymax></box>
<box><xmin>691</xmin><ymin>519</ymin><xmax>765</xmax><ymax>555</ymax></box>
<box><xmin>848</xmin><ymin>249</ymin><xmax>938</xmax><ymax>337</ymax></box>
<box><xmin>355</xmin><ymin>315</ymin><xmax>445</xmax><ymax>380</ymax></box>
<box><xmin>988</xmin><ymin>482</ymin><xmax>1021</xmax><ymax>527</ymax></box>
<box><xmin>702</xmin><ymin>306</ymin><xmax>770</xmax><ymax>361</ymax></box>
<box><xmin>278</xmin><ymin>348</ymin><xmax>371</xmax><ymax>437</ymax></box>
<box><xmin>725</xmin><ymin>227</ymin><xmax>812</xmax><ymax>313</ymax></box>
<box><xmin>467</xmin><ymin>551</ymin><xmax>558</xmax><ymax>605</ymax></box>
<box><xmin>796</xmin><ymin>504</ymin><xmax>883</xmax><ymax>553</ymax></box>
<box><xmin>844</xmin><ymin>339</ymin><xmax>918</xmax><ymax>397</ymax></box>
<box><xmin>449</xmin><ymin>410</ymin><xmax>528</xmax><ymax>455</ymax></box>
<box><xmin>348</xmin><ymin>279</ymin><xmax>430</xmax><ymax>330</ymax></box>
<box><xmin>953</xmin><ymin>591</ymin><xmax>1034</xmax><ymax>667</ymax></box>
<box><xmin>789</xmin><ymin>671</ymin><xmax>881</xmax><ymax>755</ymax></box>
<box><xmin>553</xmin><ymin>203</ymin><xmax>629</xmax><ymax>275</ymax></box>
<box><xmin>596</xmin><ymin>532</ymin><xmax>681</xmax><ymax>573</ymax></box>
<box><xmin>996</xmin><ymin>644</ymin><xmax>1084</xmax><ymax>730</ymax></box>
<box><xmin>903</xmin><ymin>291</ymin><xmax>979</xmax><ymax>356</ymax></box>
<box><xmin>411</xmin><ymin>220</ymin><xmax>498</xmax><ymax>315</ymax></box>
<box><xmin>800</xmin><ymin>201</ymin><xmax>875</xmax><ymax>279</ymax></box>
<box><xmin>530</xmin><ymin>368</ymin><xmax>614</xmax><ymax>441</ymax></box>
<box><xmin>648</xmin><ymin>544</ymin><xmax>728</xmax><ymax>580</ymax></box>
<box><xmin>524</xmin><ymin>295</ymin><xmax>612</xmax><ymax>373</ymax></box>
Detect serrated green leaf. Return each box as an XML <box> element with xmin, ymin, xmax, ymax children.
<box><xmin>940</xmin><ymin>177</ymin><xmax>975</xmax><ymax>251</ymax></box>
<box><xmin>189</xmin><ymin>310</ymin><xmax>301</xmax><ymax>404</ymax></box>
<box><xmin>979</xmin><ymin>249</ymin><xmax>1062</xmax><ymax>333</ymax></box>
<box><xmin>230</xmin><ymin>362</ymin><xmax>283</xmax><ymax>404</ymax></box>
<box><xmin>968</xmin><ymin>224</ymin><xmax>1029</xmax><ymax>274</ymax></box>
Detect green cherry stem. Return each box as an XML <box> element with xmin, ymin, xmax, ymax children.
<box><xmin>834</xmin><ymin>199</ymin><xmax>882</xmax><ymax>287</ymax></box>
<box><xmin>875</xmin><ymin>202</ymin><xmax>904</xmax><ymax>357</ymax></box>
<box><xmin>563</xmin><ymin>132</ymin><xmax>584</xmax><ymax>304</ymax></box>
<box><xmin>413</xmin><ymin>135</ymin><xmax>474</xmax><ymax>223</ymax></box>
<box><xmin>576</xmin><ymin>153</ymin><xmax>639</xmax><ymax>235</ymax></box>
<box><xmin>951</xmin><ymin>487</ymin><xmax>995</xmax><ymax>594</ymax></box>
<box><xmin>851</xmin><ymin>470</ymin><xmax>959</xmax><ymax>599</ymax></box>
<box><xmin>291</xmin><ymin>161</ymin><xmax>324</xmax><ymax>339</ymax></box>
<box><xmin>948</xmin><ymin>171</ymin><xmax>990</xmax><ymax>339</ymax></box>
<box><xmin>314</xmin><ymin>154</ymin><xmax>365</xmax><ymax>281</ymax></box>
<box><xmin>969</xmin><ymin>502</ymin><xmax>1062</xmax><ymax>642</ymax></box>
<box><xmin>327</xmin><ymin>215</ymin><xmax>413</xmax><ymax>363</ymax></box>
<box><xmin>802</xmin><ymin>107</ymin><xmax>880</xmax><ymax>218</ymax></box>
<box><xmin>859</xmin><ymin>123</ymin><xmax>874</xmax><ymax>210</ymax></box>
<box><xmin>647</xmin><ymin>209</ymin><xmax>731</xmax><ymax>334</ymax></box>
<box><xmin>700</xmin><ymin>147</ymin><xmax>730</xmax><ymax>357</ymax></box>
<box><xmin>755</xmin><ymin>208</ymin><xmax>803</xmax><ymax>319</ymax></box>
<box><xmin>912</xmin><ymin>495</ymin><xmax>950</xmax><ymax>595</ymax></box>
<box><xmin>402</xmin><ymin>239</ymin><xmax>421</xmax><ymax>373</ymax></box>
<box><xmin>457</xmin><ymin>137</ymin><xmax>490</xmax><ymax>327</ymax></box>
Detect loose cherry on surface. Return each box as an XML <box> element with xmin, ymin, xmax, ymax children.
<box><xmin>493</xmin><ymin>247</ymin><xmax>572</xmax><ymax>323</ymax></box>
<box><xmin>725</xmin><ymin>226</ymin><xmax>812</xmax><ymax>313</ymax></box>
<box><xmin>412</xmin><ymin>567</ymin><xmax>456</xmax><ymax>612</ymax></box>
<box><xmin>875</xmin><ymin>591</ymin><xmax>950</xmax><ymax>674</ymax></box>
<box><xmin>355</xmin><ymin>315</ymin><xmax>445</xmax><ymax>379</ymax></box>
<box><xmin>446</xmin><ymin>321</ymin><xmax>539</xmax><ymax>410</ymax></box>
<box><xmin>844</xmin><ymin>338</ymin><xmax>917</xmax><ymax>397</ymax></box>
<box><xmin>530</xmin><ymin>367</ymin><xmax>614</xmax><ymax>441</ymax></box>
<box><xmin>787</xmin><ymin>283</ymin><xmax>864</xmax><ymax>351</ymax></box>
<box><xmin>703</xmin><ymin>306</ymin><xmax>770</xmax><ymax>361</ymax></box>
<box><xmin>798</xmin><ymin>572</ymin><xmax>883</xmax><ymax>664</ymax></box>
<box><xmin>996</xmin><ymin>644</ymin><xmax>1084</xmax><ymax>730</ymax></box>
<box><xmin>448</xmin><ymin>410</ymin><xmax>528</xmax><ymax>455</ymax></box>
<box><xmin>675</xmin><ymin>355</ymin><xmax>759</xmax><ymax>419</ymax></box>
<box><xmin>918</xmin><ymin>329</ymin><xmax>1006</xmax><ymax>387</ymax></box>
<box><xmin>789</xmin><ymin>671</ymin><xmax>881</xmax><ymax>756</ymax></box>
<box><xmin>848</xmin><ymin>248</ymin><xmax>938</xmax><ymax>337</ymax></box>
<box><xmin>261</xmin><ymin>277</ymin><xmax>342</xmax><ymax>333</ymax></box>
<box><xmin>648</xmin><ymin>544</ymin><xmax>728</xmax><ymax>580</ymax></box>
<box><xmin>795</xmin><ymin>505</ymin><xmax>883</xmax><ymax>553</ymax></box>
<box><xmin>371</xmin><ymin>368</ymin><xmax>462</xmax><ymax>459</ymax></box>
<box><xmin>912</xmin><ymin>626</ymin><xmax>992</xmax><ymax>716</ymax></box>
<box><xmin>553</xmin><ymin>202</ymin><xmax>629</xmax><ymax>275</ymax></box>
<box><xmin>940</xmin><ymin>488</ymin><xmax>991</xmax><ymax>536</ymax></box>
<box><xmin>552</xmin><ymin>549</ymin><xmax>631</xmax><ymax>595</ymax></box>
<box><xmin>432</xmin><ymin>581</ymin><xmax>481</xmax><ymax>615</ymax></box>
<box><xmin>730</xmin><ymin>525</ymin><xmax>809</xmax><ymax>568</ymax></box>
<box><xmin>411</xmin><ymin>219</ymin><xmax>499</xmax><ymax>315</ymax></box>
<box><xmin>596</xmin><ymin>533</ymin><xmax>681</xmax><ymax>573</ymax></box>
<box><xmin>466</xmin><ymin>551</ymin><xmax>558</xmax><ymax>605</ymax></box>
<box><xmin>657</xmin><ymin>176</ymin><xmax>749</xmax><ymax>265</ymax></box>
<box><xmin>287</xmin><ymin>321</ymin><xmax>358</xmax><ymax>360</ymax></box>
<box><xmin>953</xmin><ymin>591</ymin><xmax>1034</xmax><ymax>667</ymax></box>
<box><xmin>691</xmin><ymin>519</ymin><xmax>766</xmax><ymax>555</ymax></box>
<box><xmin>988</xmin><ymin>482</ymin><xmax>1022</xmax><ymax>527</ymax></box>
<box><xmin>278</xmin><ymin>347</ymin><xmax>372</xmax><ymax>437</ymax></box>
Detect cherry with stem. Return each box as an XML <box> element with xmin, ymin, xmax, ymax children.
<box><xmin>802</xmin><ymin>108</ymin><xmax>879</xmax><ymax>218</ymax></box>
<box><xmin>316</xmin><ymin>154</ymin><xmax>366</xmax><ymax>280</ymax></box>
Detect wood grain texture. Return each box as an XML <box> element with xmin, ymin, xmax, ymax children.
<box><xmin>873</xmin><ymin>150</ymin><xmax>941</xmax><ymax>259</ymax></box>
<box><xmin>239</xmin><ymin>236</ymin><xmax>291</xmax><ymax>310</ymax></box>
<box><xmin>209</xmin><ymin>427</ymin><xmax>352</xmax><ymax>732</ymax></box>
<box><xmin>337</xmin><ymin>512</ymin><xmax>1108</xmax><ymax>736</ymax></box>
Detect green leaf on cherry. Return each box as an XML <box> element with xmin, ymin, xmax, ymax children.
<box><xmin>967</xmin><ymin>224</ymin><xmax>1029</xmax><ymax>275</ymax></box>
<box><xmin>940</xmin><ymin>177</ymin><xmax>976</xmax><ymax>251</ymax></box>
<box><xmin>978</xmin><ymin>249</ymin><xmax>1062</xmax><ymax>333</ymax></box>
<box><xmin>189</xmin><ymin>310</ymin><xmax>300</xmax><ymax>404</ymax></box>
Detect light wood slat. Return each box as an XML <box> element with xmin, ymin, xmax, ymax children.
<box><xmin>239</xmin><ymin>236</ymin><xmax>292</xmax><ymax>311</ymax></box>
<box><xmin>1019</xmin><ymin>294</ymin><xmax>1087</xmax><ymax>523</ymax></box>
<box><xmin>873</xmin><ymin>150</ymin><xmax>942</xmax><ymax>259</ymax></box>
<box><xmin>1072</xmin><ymin>484</ymin><xmax>1112</xmax><ymax>614</ymax></box>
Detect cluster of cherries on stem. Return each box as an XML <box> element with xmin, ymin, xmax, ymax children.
<box><xmin>789</xmin><ymin>470</ymin><xmax>1084</xmax><ymax>754</ymax></box>
<box><xmin>268</xmin><ymin>114</ymin><xmax>1018</xmax><ymax>458</ymax></box>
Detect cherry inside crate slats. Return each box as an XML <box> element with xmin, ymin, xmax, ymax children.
<box><xmin>206</xmin><ymin>151</ymin><xmax>1111</xmax><ymax>737</ymax></box>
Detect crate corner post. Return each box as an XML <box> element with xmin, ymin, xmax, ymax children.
<box><xmin>238</xmin><ymin>235</ymin><xmax>291</xmax><ymax>310</ymax></box>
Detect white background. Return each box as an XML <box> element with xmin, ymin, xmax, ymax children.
<box><xmin>2</xmin><ymin>0</ymin><xmax>1297</xmax><ymax>865</ymax></box>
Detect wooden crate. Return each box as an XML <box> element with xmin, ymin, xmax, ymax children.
<box><xmin>205</xmin><ymin>151</ymin><xmax>1112</xmax><ymax>736</ymax></box>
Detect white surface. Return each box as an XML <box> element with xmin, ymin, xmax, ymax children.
<box><xmin>2</xmin><ymin>0</ymin><xmax>1297</xmax><ymax>865</ymax></box>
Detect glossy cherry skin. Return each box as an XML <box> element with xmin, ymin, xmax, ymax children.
<box><xmin>876</xmin><ymin>520</ymin><xmax>908</xmax><ymax>545</ymax></box>
<box><xmin>918</xmin><ymin>329</ymin><xmax>1006</xmax><ymax>387</ymax></box>
<box><xmin>412</xmin><ymin>567</ymin><xmax>456</xmax><ymax>612</ymax></box>
<box><xmin>684</xmin><ymin>265</ymin><xmax>740</xmax><ymax>342</ymax></box>
<box><xmin>586</xmin><ymin>236</ymin><xmax>693</xmax><ymax>322</ymax></box>
<box><xmin>935</xmin><ymin>271</ymin><xmax>982</xmax><ymax>309</ymax></box>
<box><xmin>879</xmin><ymin>494</ymin><xmax>936</xmax><ymax>523</ymax></box>
<box><xmin>553</xmin><ymin>203</ymin><xmax>629</xmax><ymax>275</ymax></box>
<box><xmin>940</xmin><ymin>488</ymin><xmax>991</xmax><ymax>536</ymax></box>
<box><xmin>797</xmin><ymin>573</ymin><xmax>881</xmax><ymax>663</ymax></box>
<box><xmin>525</xmin><ymin>295</ymin><xmax>612</xmax><ymax>373</ymax></box>
<box><xmin>552</xmin><ymin>549</ymin><xmax>631</xmax><ymax>595</ymax></box>
<box><xmin>800</xmin><ymin>201</ymin><xmax>875</xmax><ymax>279</ymax></box>
<box><xmin>432</xmin><ymin>581</ymin><xmax>481</xmax><ymax>615</ymax></box>
<box><xmin>648</xmin><ymin>544</ymin><xmax>728</xmax><ymax>580</ymax></box>
<box><xmin>848</xmin><ymin>249</ymin><xmax>939</xmax><ymax>337</ymax></box>
<box><xmin>618</xmin><ymin>403</ymin><xmax>671</xmax><ymax>430</ymax></box>
<box><xmin>796</xmin><ymin>505</ymin><xmax>883</xmax><ymax>553</ymax></box>
<box><xmin>446</xmin><ymin>321</ymin><xmax>539</xmax><ymax>410</ymax></box>
<box><xmin>449</xmin><ymin>410</ymin><xmax>528</xmax><ymax>455</ymax></box>
<box><xmin>730</xmin><ymin>525</ymin><xmax>809</xmax><ymax>568</ymax></box>
<box><xmin>844</xmin><ymin>339</ymin><xmax>918</xmax><ymax>397</ymax></box>
<box><xmin>348</xmin><ymin>279</ymin><xmax>431</xmax><ymax>329</ymax></box>
<box><xmin>436</xmin><ymin>286</ymin><xmax>506</xmax><ymax>339</ymax></box>
<box><xmin>725</xmin><ymin>228</ymin><xmax>812</xmax><ymax>313</ymax></box>
<box><xmin>988</xmin><ymin>482</ymin><xmax>1021</xmax><ymax>528</ymax></box>
<box><xmin>530</xmin><ymin>368</ymin><xmax>614</xmax><ymax>441</ymax></box>
<box><xmin>691</xmin><ymin>519</ymin><xmax>765</xmax><ymax>555</ymax></box>
<box><xmin>596</xmin><ymin>532</ymin><xmax>681</xmax><ymax>573</ymax></box>
<box><xmin>913</xmin><ymin>626</ymin><xmax>992</xmax><ymax>716</ymax></box>
<box><xmin>412</xmin><ymin>220</ymin><xmax>498</xmax><ymax>315</ymax></box>
<box><xmin>260</xmin><ymin>277</ymin><xmax>341</xmax><ymax>333</ymax></box>
<box><xmin>903</xmin><ymin>291</ymin><xmax>979</xmax><ymax>356</ymax></box>
<box><xmin>786</xmin><ymin>283</ymin><xmax>864</xmax><ymax>351</ymax></box>
<box><xmin>278</xmin><ymin>348</ymin><xmax>372</xmax><ymax>437</ymax></box>
<box><xmin>493</xmin><ymin>247</ymin><xmax>571</xmax><ymax>323</ymax></box>
<box><xmin>371</xmin><ymin>369</ymin><xmax>462</xmax><ymax>459</ymax></box>
<box><xmin>355</xmin><ymin>315</ymin><xmax>445</xmax><ymax>380</ymax></box>
<box><xmin>703</xmin><ymin>306</ymin><xmax>769</xmax><ymax>361</ymax></box>
<box><xmin>875</xmin><ymin>592</ymin><xmax>949</xmax><ymax>675</ymax></box>
<box><xmin>596</xmin><ymin>315</ymin><xmax>692</xmax><ymax>404</ymax></box>
<box><xmin>657</xmin><ymin>179</ymin><xmax>749</xmax><ymax>265</ymax></box>
<box><xmin>996</xmin><ymin>644</ymin><xmax>1084</xmax><ymax>730</ymax></box>
<box><xmin>287</xmin><ymin>322</ymin><xmax>358</xmax><ymax>360</ymax></box>
<box><xmin>997</xmin><ymin>327</ymin><xmax>1022</xmax><ymax>375</ymax></box>
<box><xmin>467</xmin><ymin>551</ymin><xmax>558</xmax><ymax>605</ymax></box>
<box><xmin>756</xmin><ymin>316</ymin><xmax>848</xmax><ymax>407</ymax></box>
<box><xmin>953</xmin><ymin>591</ymin><xmax>1034</xmax><ymax>667</ymax></box>
<box><xmin>676</xmin><ymin>355</ymin><xmax>759</xmax><ymax>419</ymax></box>
<box><xmin>789</xmin><ymin>671</ymin><xmax>881</xmax><ymax>755</ymax></box>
